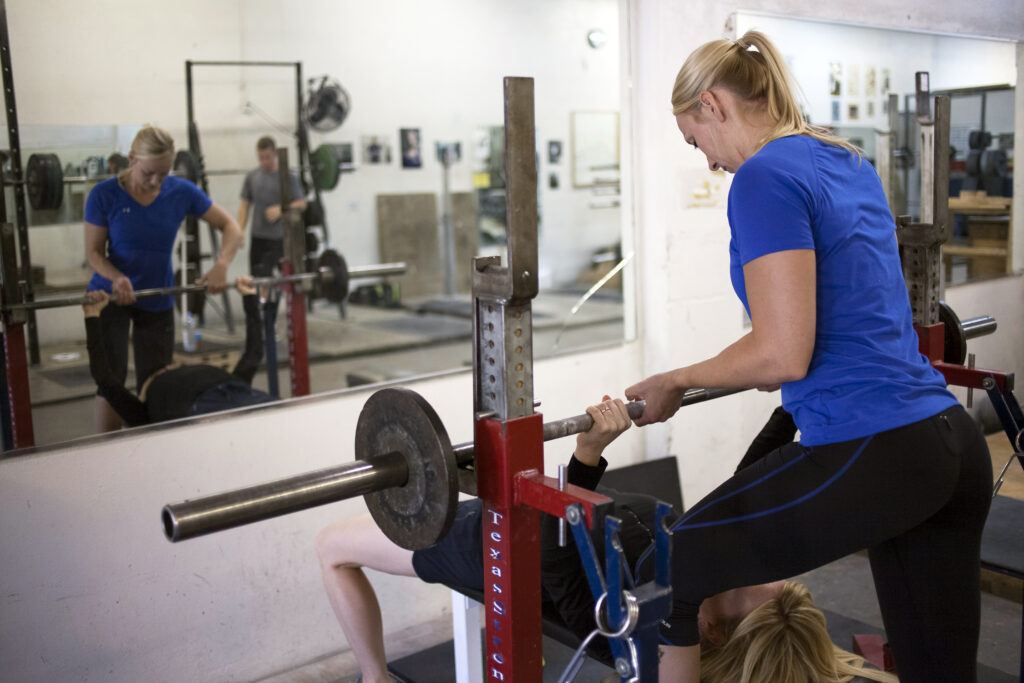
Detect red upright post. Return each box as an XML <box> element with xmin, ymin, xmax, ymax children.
<box><xmin>475</xmin><ymin>414</ymin><xmax>545</xmax><ymax>681</ymax></box>
<box><xmin>282</xmin><ymin>259</ymin><xmax>310</xmax><ymax>397</ymax></box>
<box><xmin>3</xmin><ymin>322</ymin><xmax>34</xmax><ymax>448</ymax></box>
<box><xmin>277</xmin><ymin>147</ymin><xmax>310</xmax><ymax>398</ymax></box>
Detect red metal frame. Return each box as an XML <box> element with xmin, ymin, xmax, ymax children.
<box><xmin>474</xmin><ymin>413</ymin><xmax>613</xmax><ymax>681</ymax></box>
<box><xmin>516</xmin><ymin>472</ymin><xmax>611</xmax><ymax>528</ymax></box>
<box><xmin>916</xmin><ymin>323</ymin><xmax>1014</xmax><ymax>392</ymax></box>
<box><xmin>281</xmin><ymin>260</ymin><xmax>310</xmax><ymax>397</ymax></box>
<box><xmin>475</xmin><ymin>414</ymin><xmax>544</xmax><ymax>682</ymax></box>
<box><xmin>3</xmin><ymin>321</ymin><xmax>34</xmax><ymax>448</ymax></box>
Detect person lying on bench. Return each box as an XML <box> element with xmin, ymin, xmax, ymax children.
<box><xmin>315</xmin><ymin>399</ymin><xmax>895</xmax><ymax>683</ymax></box>
<box><xmin>83</xmin><ymin>276</ymin><xmax>274</xmax><ymax>427</ymax></box>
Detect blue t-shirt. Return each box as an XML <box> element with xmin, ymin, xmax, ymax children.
<box><xmin>727</xmin><ymin>135</ymin><xmax>956</xmax><ymax>446</ymax></box>
<box><xmin>86</xmin><ymin>176</ymin><xmax>213</xmax><ymax>312</ymax></box>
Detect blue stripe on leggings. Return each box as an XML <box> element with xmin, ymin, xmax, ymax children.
<box><xmin>635</xmin><ymin>446</ymin><xmax>817</xmax><ymax>583</ymax></box>
<box><xmin>672</xmin><ymin>435</ymin><xmax>873</xmax><ymax>532</ymax></box>
<box><xmin>670</xmin><ymin>445</ymin><xmax>812</xmax><ymax>531</ymax></box>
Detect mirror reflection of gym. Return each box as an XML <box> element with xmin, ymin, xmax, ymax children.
<box><xmin>5</xmin><ymin>0</ymin><xmax>627</xmax><ymax>449</ymax></box>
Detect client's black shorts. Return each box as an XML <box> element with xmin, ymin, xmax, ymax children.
<box><xmin>411</xmin><ymin>491</ymin><xmax>663</xmax><ymax>594</ymax></box>
<box><xmin>411</xmin><ymin>499</ymin><xmax>484</xmax><ymax>592</ymax></box>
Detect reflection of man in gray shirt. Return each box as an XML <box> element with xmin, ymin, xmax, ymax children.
<box><xmin>237</xmin><ymin>136</ymin><xmax>307</xmax><ymax>276</ymax></box>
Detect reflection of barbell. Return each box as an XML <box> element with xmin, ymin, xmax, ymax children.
<box><xmin>11</xmin><ymin>144</ymin><xmax>354</xmax><ymax>211</ymax></box>
<box><xmin>162</xmin><ymin>386</ymin><xmax>743</xmax><ymax>549</ymax></box>
<box><xmin>1</xmin><ymin>249</ymin><xmax>406</xmax><ymax>313</ymax></box>
<box><xmin>174</xmin><ymin>145</ymin><xmax>354</xmax><ymax>192</ymax></box>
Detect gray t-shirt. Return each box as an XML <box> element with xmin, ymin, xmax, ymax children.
<box><xmin>240</xmin><ymin>168</ymin><xmax>304</xmax><ymax>240</ymax></box>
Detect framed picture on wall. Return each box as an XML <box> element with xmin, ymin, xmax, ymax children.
<box><xmin>866</xmin><ymin>66</ymin><xmax>877</xmax><ymax>96</ymax></box>
<box><xmin>847</xmin><ymin>65</ymin><xmax>860</xmax><ymax>97</ymax></box>
<box><xmin>829</xmin><ymin>62</ymin><xmax>842</xmax><ymax>96</ymax></box>
<box><xmin>362</xmin><ymin>135</ymin><xmax>392</xmax><ymax>164</ymax></box>
<box><xmin>548</xmin><ymin>140</ymin><xmax>563</xmax><ymax>164</ymax></box>
<box><xmin>400</xmin><ymin>128</ymin><xmax>422</xmax><ymax>169</ymax></box>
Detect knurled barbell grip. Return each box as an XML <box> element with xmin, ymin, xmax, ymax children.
<box><xmin>162</xmin><ymin>450</ymin><xmax>408</xmax><ymax>542</ymax></box>
<box><xmin>452</xmin><ymin>386</ymin><xmax>746</xmax><ymax>463</ymax></box>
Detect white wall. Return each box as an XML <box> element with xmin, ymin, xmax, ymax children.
<box><xmin>0</xmin><ymin>344</ymin><xmax>646</xmax><ymax>682</ymax></box>
<box><xmin>8</xmin><ymin>0</ymin><xmax>622</xmax><ymax>343</ymax></box>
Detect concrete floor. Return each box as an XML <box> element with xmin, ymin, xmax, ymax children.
<box><xmin>25</xmin><ymin>290</ymin><xmax>624</xmax><ymax>448</ymax></box>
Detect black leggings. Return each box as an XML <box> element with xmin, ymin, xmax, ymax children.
<box><xmin>666</xmin><ymin>405</ymin><xmax>991</xmax><ymax>683</ymax></box>
<box><xmin>97</xmin><ymin>304</ymin><xmax>175</xmax><ymax>392</ymax></box>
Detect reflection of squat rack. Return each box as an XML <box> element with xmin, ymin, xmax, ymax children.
<box><xmin>896</xmin><ymin>84</ymin><xmax>1023</xmax><ymax>683</ymax></box>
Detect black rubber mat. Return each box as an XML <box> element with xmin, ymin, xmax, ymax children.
<box><xmin>377</xmin><ymin>606</ymin><xmax>1014</xmax><ymax>683</ymax></box>
<box><xmin>819</xmin><ymin>608</ymin><xmax>1017</xmax><ymax>683</ymax></box>
<box><xmin>982</xmin><ymin>495</ymin><xmax>1024</xmax><ymax>576</ymax></box>
<box><xmin>387</xmin><ymin>634</ymin><xmax>613</xmax><ymax>682</ymax></box>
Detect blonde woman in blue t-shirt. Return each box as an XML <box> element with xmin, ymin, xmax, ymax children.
<box><xmin>625</xmin><ymin>30</ymin><xmax>990</xmax><ymax>683</ymax></box>
<box><xmin>85</xmin><ymin>126</ymin><xmax>242</xmax><ymax>432</ymax></box>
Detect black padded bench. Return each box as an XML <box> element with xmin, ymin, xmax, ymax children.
<box><xmin>453</xmin><ymin>455</ymin><xmax>683</xmax><ymax>665</ymax></box>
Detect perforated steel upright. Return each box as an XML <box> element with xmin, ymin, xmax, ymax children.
<box><xmin>470</xmin><ymin>77</ymin><xmax>546</xmax><ymax>682</ymax></box>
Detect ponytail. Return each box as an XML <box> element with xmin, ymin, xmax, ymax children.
<box><xmin>672</xmin><ymin>30</ymin><xmax>861</xmax><ymax>157</ymax></box>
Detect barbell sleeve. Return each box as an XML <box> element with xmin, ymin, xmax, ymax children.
<box><xmin>163</xmin><ymin>451</ymin><xmax>408</xmax><ymax>542</ymax></box>
<box><xmin>961</xmin><ymin>315</ymin><xmax>996</xmax><ymax>340</ymax></box>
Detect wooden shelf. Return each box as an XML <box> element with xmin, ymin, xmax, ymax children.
<box><xmin>945</xmin><ymin>194</ymin><xmax>1013</xmax><ymax>279</ymax></box>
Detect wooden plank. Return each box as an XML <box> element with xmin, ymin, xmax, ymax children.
<box><xmin>942</xmin><ymin>245</ymin><xmax>1008</xmax><ymax>258</ymax></box>
<box><xmin>376</xmin><ymin>193</ymin><xmax>442</xmax><ymax>298</ymax></box>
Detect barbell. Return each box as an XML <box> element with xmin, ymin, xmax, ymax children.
<box><xmin>1</xmin><ymin>249</ymin><xmax>406</xmax><ymax>314</ymax></box>
<box><xmin>172</xmin><ymin>147</ymin><xmax>352</xmax><ymax>192</ymax></box>
<box><xmin>162</xmin><ymin>385</ymin><xmax>743</xmax><ymax>549</ymax></box>
<box><xmin>10</xmin><ymin>144</ymin><xmax>352</xmax><ymax>212</ymax></box>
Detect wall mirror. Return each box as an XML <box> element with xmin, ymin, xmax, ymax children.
<box><xmin>571</xmin><ymin>111</ymin><xmax>620</xmax><ymax>189</ymax></box>
<box><xmin>734</xmin><ymin>12</ymin><xmax>1017</xmax><ymax>289</ymax></box>
<box><xmin>2</xmin><ymin>0</ymin><xmax>630</xmax><ymax>449</ymax></box>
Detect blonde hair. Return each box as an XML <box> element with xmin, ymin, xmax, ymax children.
<box><xmin>671</xmin><ymin>30</ymin><xmax>860</xmax><ymax>156</ymax></box>
<box><xmin>119</xmin><ymin>126</ymin><xmax>175</xmax><ymax>184</ymax></box>
<box><xmin>700</xmin><ymin>582</ymin><xmax>898</xmax><ymax>683</ymax></box>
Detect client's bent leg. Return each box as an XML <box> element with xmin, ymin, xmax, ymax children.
<box><xmin>316</xmin><ymin>514</ymin><xmax>416</xmax><ymax>683</ymax></box>
<box><xmin>94</xmin><ymin>395</ymin><xmax>123</xmax><ymax>432</ymax></box>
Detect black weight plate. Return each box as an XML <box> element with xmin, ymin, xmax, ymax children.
<box><xmin>938</xmin><ymin>300</ymin><xmax>966</xmax><ymax>365</ymax></box>
<box><xmin>174</xmin><ymin>150</ymin><xmax>199</xmax><ymax>184</ymax></box>
<box><xmin>26</xmin><ymin>153</ymin><xmax>63</xmax><ymax>211</ymax></box>
<box><xmin>318</xmin><ymin>248</ymin><xmax>349</xmax><ymax>303</ymax></box>
<box><xmin>303</xmin><ymin>198</ymin><xmax>324</xmax><ymax>228</ymax></box>
<box><xmin>107</xmin><ymin>153</ymin><xmax>129</xmax><ymax>173</ymax></box>
<box><xmin>305</xmin><ymin>229</ymin><xmax>319</xmax><ymax>256</ymax></box>
<box><xmin>355</xmin><ymin>388</ymin><xmax>458</xmax><ymax>551</ymax></box>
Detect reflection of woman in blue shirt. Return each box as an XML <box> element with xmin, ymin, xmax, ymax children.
<box><xmin>624</xmin><ymin>30</ymin><xmax>990</xmax><ymax>682</ymax></box>
<box><xmin>84</xmin><ymin>125</ymin><xmax>242</xmax><ymax>432</ymax></box>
